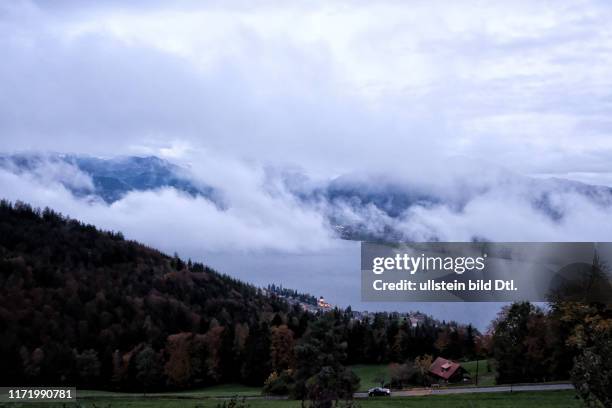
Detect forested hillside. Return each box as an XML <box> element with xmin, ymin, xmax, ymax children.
<box><xmin>0</xmin><ymin>200</ymin><xmax>481</xmax><ymax>396</ymax></box>
<box><xmin>0</xmin><ymin>200</ymin><xmax>301</xmax><ymax>389</ymax></box>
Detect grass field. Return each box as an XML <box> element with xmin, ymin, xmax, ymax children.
<box><xmin>14</xmin><ymin>391</ymin><xmax>581</xmax><ymax>408</ymax></box>
<box><xmin>348</xmin><ymin>364</ymin><xmax>390</xmax><ymax>391</ymax></box>
<box><xmin>78</xmin><ymin>384</ymin><xmax>262</xmax><ymax>399</ymax></box>
<box><xmin>460</xmin><ymin>359</ymin><xmax>496</xmax><ymax>386</ymax></box>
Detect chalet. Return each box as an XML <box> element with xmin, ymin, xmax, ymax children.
<box><xmin>428</xmin><ymin>357</ymin><xmax>470</xmax><ymax>384</ymax></box>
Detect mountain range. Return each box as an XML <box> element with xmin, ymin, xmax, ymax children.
<box><xmin>2</xmin><ymin>152</ymin><xmax>611</xmax><ymax>242</ymax></box>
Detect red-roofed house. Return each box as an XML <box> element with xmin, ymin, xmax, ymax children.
<box><xmin>428</xmin><ymin>357</ymin><xmax>470</xmax><ymax>383</ymax></box>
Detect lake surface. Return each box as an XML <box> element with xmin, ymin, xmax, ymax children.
<box><xmin>201</xmin><ymin>241</ymin><xmax>504</xmax><ymax>331</ymax></box>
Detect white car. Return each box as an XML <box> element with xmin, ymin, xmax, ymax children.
<box><xmin>368</xmin><ymin>387</ymin><xmax>391</xmax><ymax>397</ymax></box>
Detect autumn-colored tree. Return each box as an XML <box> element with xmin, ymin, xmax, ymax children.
<box><xmin>165</xmin><ymin>333</ymin><xmax>193</xmax><ymax>388</ymax></box>
<box><xmin>270</xmin><ymin>325</ymin><xmax>295</xmax><ymax>372</ymax></box>
<box><xmin>111</xmin><ymin>350</ymin><xmax>127</xmax><ymax>384</ymax></box>
<box><xmin>414</xmin><ymin>354</ymin><xmax>432</xmax><ymax>377</ymax></box>
<box><xmin>164</xmin><ymin>332</ymin><xmax>206</xmax><ymax>388</ymax></box>
<box><xmin>551</xmin><ymin>301</ymin><xmax>612</xmax><ymax>407</ymax></box>
<box><xmin>204</xmin><ymin>324</ymin><xmax>226</xmax><ymax>382</ymax></box>
<box><xmin>475</xmin><ymin>333</ymin><xmax>493</xmax><ymax>357</ymax></box>
<box><xmin>434</xmin><ymin>329</ymin><xmax>450</xmax><ymax>354</ymax></box>
<box><xmin>547</xmin><ymin>253</ymin><xmax>612</xmax><ymax>407</ymax></box>
<box><xmin>263</xmin><ymin>369</ymin><xmax>295</xmax><ymax>395</ymax></box>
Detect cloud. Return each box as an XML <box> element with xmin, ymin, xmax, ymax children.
<box><xmin>0</xmin><ymin>154</ymin><xmax>95</xmax><ymax>192</ymax></box>
<box><xmin>394</xmin><ymin>189</ymin><xmax>612</xmax><ymax>242</ymax></box>
<box><xmin>316</xmin><ymin>164</ymin><xmax>612</xmax><ymax>242</ymax></box>
<box><xmin>3</xmin><ymin>149</ymin><xmax>612</xmax><ymax>259</ymax></box>
<box><xmin>0</xmin><ymin>153</ymin><xmax>339</xmax><ymax>255</ymax></box>
<box><xmin>2</xmin><ymin>1</ymin><xmax>612</xmax><ymax>182</ymax></box>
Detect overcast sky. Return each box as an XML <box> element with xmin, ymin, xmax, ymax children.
<box><xmin>3</xmin><ymin>1</ymin><xmax>612</xmax><ymax>328</ymax></box>
<box><xmin>2</xmin><ymin>0</ymin><xmax>612</xmax><ymax>184</ymax></box>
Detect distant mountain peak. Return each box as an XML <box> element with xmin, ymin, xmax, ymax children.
<box><xmin>0</xmin><ymin>153</ymin><xmax>220</xmax><ymax>205</ymax></box>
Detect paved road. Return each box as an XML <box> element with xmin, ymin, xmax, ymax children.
<box><xmin>432</xmin><ymin>383</ymin><xmax>573</xmax><ymax>395</ymax></box>
<box><xmin>355</xmin><ymin>383</ymin><xmax>574</xmax><ymax>398</ymax></box>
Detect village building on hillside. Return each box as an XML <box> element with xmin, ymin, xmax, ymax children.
<box><xmin>428</xmin><ymin>357</ymin><xmax>470</xmax><ymax>384</ymax></box>
<box><xmin>408</xmin><ymin>313</ymin><xmax>425</xmax><ymax>327</ymax></box>
<box><xmin>317</xmin><ymin>296</ymin><xmax>332</xmax><ymax>309</ymax></box>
